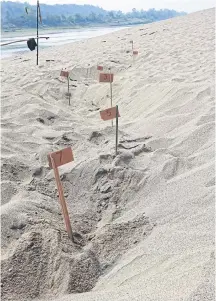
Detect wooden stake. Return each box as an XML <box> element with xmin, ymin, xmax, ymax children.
<box><xmin>50</xmin><ymin>155</ymin><xmax>73</xmax><ymax>240</ymax></box>
<box><xmin>67</xmin><ymin>75</ymin><xmax>70</xmax><ymax>106</ymax></box>
<box><xmin>130</xmin><ymin>40</ymin><xmax>134</xmax><ymax>64</ymax></box>
<box><xmin>36</xmin><ymin>0</ymin><xmax>39</xmax><ymax>65</ymax></box>
<box><xmin>109</xmin><ymin>68</ymin><xmax>113</xmax><ymax>127</ymax></box>
<box><xmin>86</xmin><ymin>64</ymin><xmax>90</xmax><ymax>80</ymax></box>
<box><xmin>115</xmin><ymin>105</ymin><xmax>119</xmax><ymax>156</ymax></box>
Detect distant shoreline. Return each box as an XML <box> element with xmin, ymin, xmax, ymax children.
<box><xmin>1</xmin><ymin>22</ymin><xmax>140</xmax><ymax>35</ymax></box>
<box><xmin>1</xmin><ymin>25</ymin><xmax>129</xmax><ymax>39</ymax></box>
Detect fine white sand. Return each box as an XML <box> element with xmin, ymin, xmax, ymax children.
<box><xmin>1</xmin><ymin>8</ymin><xmax>215</xmax><ymax>301</ymax></box>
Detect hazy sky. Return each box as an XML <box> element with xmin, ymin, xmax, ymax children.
<box><xmin>2</xmin><ymin>0</ymin><xmax>215</xmax><ymax>12</ymax></box>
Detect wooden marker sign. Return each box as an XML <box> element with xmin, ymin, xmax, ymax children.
<box><xmin>100</xmin><ymin>105</ymin><xmax>120</xmax><ymax>156</ymax></box>
<box><xmin>99</xmin><ymin>73</ymin><xmax>114</xmax><ymax>83</ymax></box>
<box><xmin>60</xmin><ymin>70</ymin><xmax>69</xmax><ymax>78</ymax></box>
<box><xmin>97</xmin><ymin>65</ymin><xmax>103</xmax><ymax>71</ymax></box>
<box><xmin>100</xmin><ymin>106</ymin><xmax>120</xmax><ymax>121</ymax></box>
<box><xmin>133</xmin><ymin>50</ymin><xmax>138</xmax><ymax>55</ymax></box>
<box><xmin>48</xmin><ymin>147</ymin><xmax>74</xmax><ymax>168</ymax></box>
<box><xmin>60</xmin><ymin>70</ymin><xmax>71</xmax><ymax>105</ymax></box>
<box><xmin>48</xmin><ymin>147</ymin><xmax>74</xmax><ymax>240</ymax></box>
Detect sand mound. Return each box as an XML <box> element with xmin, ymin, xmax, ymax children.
<box><xmin>1</xmin><ymin>150</ymin><xmax>154</xmax><ymax>300</ymax></box>
<box><xmin>1</xmin><ymin>8</ymin><xmax>215</xmax><ymax>301</ymax></box>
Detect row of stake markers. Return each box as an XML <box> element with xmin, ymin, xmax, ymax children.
<box><xmin>48</xmin><ymin>41</ymin><xmax>138</xmax><ymax>240</ymax></box>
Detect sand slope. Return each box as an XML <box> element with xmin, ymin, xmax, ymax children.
<box><xmin>1</xmin><ymin>8</ymin><xmax>215</xmax><ymax>301</ymax></box>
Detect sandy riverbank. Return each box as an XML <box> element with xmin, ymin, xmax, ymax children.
<box><xmin>1</xmin><ymin>8</ymin><xmax>215</xmax><ymax>301</ymax></box>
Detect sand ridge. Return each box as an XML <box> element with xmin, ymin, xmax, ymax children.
<box><xmin>1</xmin><ymin>8</ymin><xmax>215</xmax><ymax>301</ymax></box>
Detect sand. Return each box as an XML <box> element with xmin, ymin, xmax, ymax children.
<box><xmin>1</xmin><ymin>8</ymin><xmax>215</xmax><ymax>301</ymax></box>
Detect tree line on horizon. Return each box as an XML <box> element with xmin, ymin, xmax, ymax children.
<box><xmin>1</xmin><ymin>1</ymin><xmax>186</xmax><ymax>30</ymax></box>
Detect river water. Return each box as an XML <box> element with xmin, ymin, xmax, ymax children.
<box><xmin>1</xmin><ymin>26</ymin><xmax>125</xmax><ymax>58</ymax></box>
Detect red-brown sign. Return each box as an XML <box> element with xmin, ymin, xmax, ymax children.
<box><xmin>97</xmin><ymin>66</ymin><xmax>103</xmax><ymax>71</ymax></box>
<box><xmin>48</xmin><ymin>147</ymin><xmax>74</xmax><ymax>168</ymax></box>
<box><xmin>60</xmin><ymin>70</ymin><xmax>69</xmax><ymax>78</ymax></box>
<box><xmin>100</xmin><ymin>106</ymin><xmax>120</xmax><ymax>121</ymax></box>
<box><xmin>47</xmin><ymin>147</ymin><xmax>74</xmax><ymax>240</ymax></box>
<box><xmin>99</xmin><ymin>73</ymin><xmax>114</xmax><ymax>83</ymax></box>
<box><xmin>133</xmin><ymin>50</ymin><xmax>138</xmax><ymax>55</ymax></box>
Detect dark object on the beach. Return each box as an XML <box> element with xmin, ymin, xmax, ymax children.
<box><xmin>36</xmin><ymin>117</ymin><xmax>45</xmax><ymax>124</ymax></box>
<box><xmin>89</xmin><ymin>107</ymin><xmax>100</xmax><ymax>112</ymax></box>
<box><xmin>102</xmin><ymin>40</ymin><xmax>107</xmax><ymax>42</ymax></box>
<box><xmin>111</xmin><ymin>60</ymin><xmax>120</xmax><ymax>64</ymax></box>
<box><xmin>46</xmin><ymin>59</ymin><xmax>55</xmax><ymax>62</ymax></box>
<box><xmin>149</xmin><ymin>32</ymin><xmax>156</xmax><ymax>35</ymax></box>
<box><xmin>27</xmin><ymin>38</ymin><xmax>37</xmax><ymax>51</ymax></box>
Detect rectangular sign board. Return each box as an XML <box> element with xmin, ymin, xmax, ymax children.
<box><xmin>133</xmin><ymin>50</ymin><xmax>138</xmax><ymax>55</ymax></box>
<box><xmin>100</xmin><ymin>106</ymin><xmax>120</xmax><ymax>121</ymax></box>
<box><xmin>48</xmin><ymin>147</ymin><xmax>74</xmax><ymax>168</ymax></box>
<box><xmin>97</xmin><ymin>66</ymin><xmax>103</xmax><ymax>71</ymax></box>
<box><xmin>99</xmin><ymin>73</ymin><xmax>114</xmax><ymax>83</ymax></box>
<box><xmin>60</xmin><ymin>70</ymin><xmax>69</xmax><ymax>78</ymax></box>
